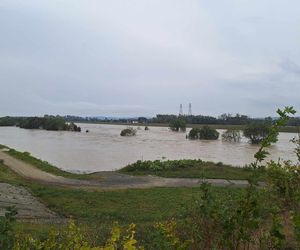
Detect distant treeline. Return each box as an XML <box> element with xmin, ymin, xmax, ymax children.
<box><xmin>64</xmin><ymin>114</ymin><xmax>300</xmax><ymax>126</ymax></box>
<box><xmin>0</xmin><ymin>115</ymin><xmax>81</xmax><ymax>132</ymax></box>
<box><xmin>153</xmin><ymin>114</ymin><xmax>300</xmax><ymax>126</ymax></box>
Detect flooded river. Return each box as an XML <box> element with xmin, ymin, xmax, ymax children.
<box><xmin>0</xmin><ymin>124</ymin><xmax>298</xmax><ymax>172</ymax></box>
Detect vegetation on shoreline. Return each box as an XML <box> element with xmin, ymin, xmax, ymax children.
<box><xmin>1</xmin><ymin>144</ymin><xmax>261</xmax><ymax>181</ymax></box>
<box><xmin>0</xmin><ymin>115</ymin><xmax>81</xmax><ymax>132</ymax></box>
<box><xmin>119</xmin><ymin>159</ymin><xmax>265</xmax><ymax>180</ymax></box>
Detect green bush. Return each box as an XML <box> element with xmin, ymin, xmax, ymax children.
<box><xmin>222</xmin><ymin>129</ymin><xmax>241</xmax><ymax>142</ymax></box>
<box><xmin>120</xmin><ymin>127</ymin><xmax>137</xmax><ymax>136</ymax></box>
<box><xmin>243</xmin><ymin>122</ymin><xmax>275</xmax><ymax>144</ymax></box>
<box><xmin>188</xmin><ymin>128</ymin><xmax>201</xmax><ymax>139</ymax></box>
<box><xmin>0</xmin><ymin>207</ymin><xmax>17</xmax><ymax>250</ymax></box>
<box><xmin>169</xmin><ymin>118</ymin><xmax>186</xmax><ymax>132</ymax></box>
<box><xmin>188</xmin><ymin>126</ymin><xmax>219</xmax><ymax>140</ymax></box>
<box><xmin>199</xmin><ymin>126</ymin><xmax>219</xmax><ymax>140</ymax></box>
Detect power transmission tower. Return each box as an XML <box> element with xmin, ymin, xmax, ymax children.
<box><xmin>188</xmin><ymin>103</ymin><xmax>192</xmax><ymax>116</ymax></box>
<box><xmin>179</xmin><ymin>104</ymin><xmax>183</xmax><ymax>116</ymax></box>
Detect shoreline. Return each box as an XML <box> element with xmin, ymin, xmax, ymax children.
<box><xmin>75</xmin><ymin>121</ymin><xmax>300</xmax><ymax>133</ymax></box>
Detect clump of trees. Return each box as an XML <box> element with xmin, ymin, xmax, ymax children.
<box><xmin>169</xmin><ymin>118</ymin><xmax>186</xmax><ymax>132</ymax></box>
<box><xmin>0</xmin><ymin>116</ymin><xmax>21</xmax><ymax>126</ymax></box>
<box><xmin>120</xmin><ymin>127</ymin><xmax>137</xmax><ymax>136</ymax></box>
<box><xmin>188</xmin><ymin>126</ymin><xmax>219</xmax><ymax>140</ymax></box>
<box><xmin>243</xmin><ymin>122</ymin><xmax>276</xmax><ymax>144</ymax></box>
<box><xmin>222</xmin><ymin>129</ymin><xmax>241</xmax><ymax>142</ymax></box>
<box><xmin>0</xmin><ymin>115</ymin><xmax>81</xmax><ymax>132</ymax></box>
<box><xmin>188</xmin><ymin>128</ymin><xmax>201</xmax><ymax>139</ymax></box>
<box><xmin>17</xmin><ymin>116</ymin><xmax>81</xmax><ymax>132</ymax></box>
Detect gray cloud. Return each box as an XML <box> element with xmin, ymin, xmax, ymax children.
<box><xmin>0</xmin><ymin>0</ymin><xmax>300</xmax><ymax>117</ymax></box>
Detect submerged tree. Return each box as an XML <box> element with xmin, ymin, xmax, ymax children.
<box><xmin>222</xmin><ymin>129</ymin><xmax>241</xmax><ymax>142</ymax></box>
<box><xmin>120</xmin><ymin>127</ymin><xmax>137</xmax><ymax>136</ymax></box>
<box><xmin>169</xmin><ymin>118</ymin><xmax>186</xmax><ymax>132</ymax></box>
<box><xmin>188</xmin><ymin>126</ymin><xmax>219</xmax><ymax>140</ymax></box>
<box><xmin>188</xmin><ymin>128</ymin><xmax>201</xmax><ymax>139</ymax></box>
<box><xmin>243</xmin><ymin>122</ymin><xmax>276</xmax><ymax>144</ymax></box>
<box><xmin>199</xmin><ymin>126</ymin><xmax>219</xmax><ymax>140</ymax></box>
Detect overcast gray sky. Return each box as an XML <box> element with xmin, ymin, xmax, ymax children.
<box><xmin>1</xmin><ymin>0</ymin><xmax>300</xmax><ymax>117</ymax></box>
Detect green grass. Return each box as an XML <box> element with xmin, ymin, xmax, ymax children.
<box><xmin>0</xmin><ymin>162</ymin><xmax>23</xmax><ymax>185</ymax></box>
<box><xmin>0</xmin><ymin>162</ymin><xmax>242</xmax><ymax>225</ymax></box>
<box><xmin>0</xmin><ymin>162</ymin><xmax>276</xmax><ymax>249</ymax></box>
<box><xmin>119</xmin><ymin>159</ymin><xmax>266</xmax><ymax>181</ymax></box>
<box><xmin>0</xmin><ymin>161</ymin><xmax>244</xmax><ymax>247</ymax></box>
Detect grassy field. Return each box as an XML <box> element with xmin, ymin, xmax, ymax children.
<box><xmin>76</xmin><ymin>121</ymin><xmax>300</xmax><ymax>133</ymax></box>
<box><xmin>0</xmin><ymin>161</ymin><xmax>247</xmax><ymax>248</ymax></box>
<box><xmin>119</xmin><ymin>159</ymin><xmax>266</xmax><ymax>181</ymax></box>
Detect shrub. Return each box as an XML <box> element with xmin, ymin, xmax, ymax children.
<box><xmin>120</xmin><ymin>127</ymin><xmax>137</xmax><ymax>136</ymax></box>
<box><xmin>188</xmin><ymin>127</ymin><xmax>219</xmax><ymax>140</ymax></box>
<box><xmin>0</xmin><ymin>206</ymin><xmax>17</xmax><ymax>250</ymax></box>
<box><xmin>199</xmin><ymin>126</ymin><xmax>219</xmax><ymax>140</ymax></box>
<box><xmin>243</xmin><ymin>123</ymin><xmax>275</xmax><ymax>144</ymax></box>
<box><xmin>169</xmin><ymin>118</ymin><xmax>186</xmax><ymax>132</ymax></box>
<box><xmin>13</xmin><ymin>220</ymin><xmax>143</xmax><ymax>250</ymax></box>
<box><xmin>222</xmin><ymin>129</ymin><xmax>241</xmax><ymax>142</ymax></box>
<box><xmin>188</xmin><ymin>128</ymin><xmax>201</xmax><ymax>139</ymax></box>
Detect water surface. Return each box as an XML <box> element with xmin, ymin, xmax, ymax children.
<box><xmin>0</xmin><ymin>124</ymin><xmax>297</xmax><ymax>172</ymax></box>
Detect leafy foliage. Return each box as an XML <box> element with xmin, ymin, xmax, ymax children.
<box><xmin>198</xmin><ymin>126</ymin><xmax>219</xmax><ymax>140</ymax></box>
<box><xmin>0</xmin><ymin>115</ymin><xmax>81</xmax><ymax>131</ymax></box>
<box><xmin>188</xmin><ymin>126</ymin><xmax>219</xmax><ymax>140</ymax></box>
<box><xmin>12</xmin><ymin>220</ymin><xmax>143</xmax><ymax>250</ymax></box>
<box><xmin>252</xmin><ymin>107</ymin><xmax>296</xmax><ymax>168</ymax></box>
<box><xmin>243</xmin><ymin>122</ymin><xmax>273</xmax><ymax>144</ymax></box>
<box><xmin>221</xmin><ymin>129</ymin><xmax>241</xmax><ymax>142</ymax></box>
<box><xmin>120</xmin><ymin>127</ymin><xmax>137</xmax><ymax>136</ymax></box>
<box><xmin>169</xmin><ymin>118</ymin><xmax>186</xmax><ymax>132</ymax></box>
<box><xmin>0</xmin><ymin>207</ymin><xmax>17</xmax><ymax>250</ymax></box>
<box><xmin>187</xmin><ymin>128</ymin><xmax>201</xmax><ymax>139</ymax></box>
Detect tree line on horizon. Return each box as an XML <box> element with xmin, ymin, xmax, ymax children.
<box><xmin>1</xmin><ymin>113</ymin><xmax>300</xmax><ymax>127</ymax></box>
<box><xmin>0</xmin><ymin>115</ymin><xmax>81</xmax><ymax>132</ymax></box>
<box><xmin>63</xmin><ymin>113</ymin><xmax>300</xmax><ymax>126</ymax></box>
<box><xmin>153</xmin><ymin>113</ymin><xmax>300</xmax><ymax>126</ymax></box>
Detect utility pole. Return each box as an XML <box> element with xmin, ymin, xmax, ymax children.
<box><xmin>188</xmin><ymin>103</ymin><xmax>192</xmax><ymax>116</ymax></box>
<box><xmin>179</xmin><ymin>104</ymin><xmax>183</xmax><ymax>116</ymax></box>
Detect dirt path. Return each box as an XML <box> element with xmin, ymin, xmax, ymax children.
<box><xmin>0</xmin><ymin>183</ymin><xmax>61</xmax><ymax>222</ymax></box>
<box><xmin>0</xmin><ymin>150</ymin><xmax>249</xmax><ymax>189</ymax></box>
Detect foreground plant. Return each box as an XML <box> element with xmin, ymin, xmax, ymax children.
<box><xmin>13</xmin><ymin>220</ymin><xmax>143</xmax><ymax>250</ymax></box>
<box><xmin>0</xmin><ymin>207</ymin><xmax>17</xmax><ymax>250</ymax></box>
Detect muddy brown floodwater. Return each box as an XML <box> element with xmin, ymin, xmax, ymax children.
<box><xmin>0</xmin><ymin>124</ymin><xmax>298</xmax><ymax>172</ymax></box>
